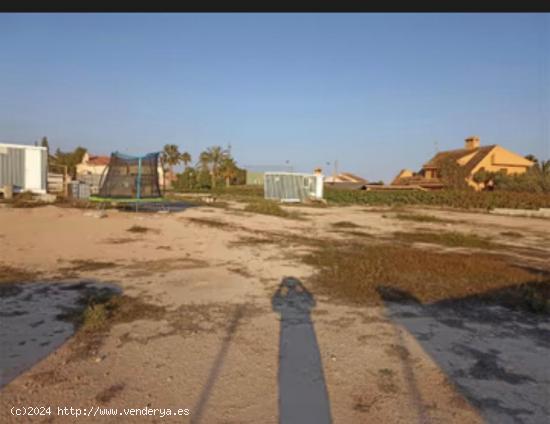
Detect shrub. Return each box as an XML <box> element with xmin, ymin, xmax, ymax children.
<box><xmin>82</xmin><ymin>303</ymin><xmax>109</xmax><ymax>332</ymax></box>
<box><xmin>393</xmin><ymin>230</ymin><xmax>500</xmax><ymax>250</ymax></box>
<box><xmin>473</xmin><ymin>163</ymin><xmax>550</xmax><ymax>193</ymax></box>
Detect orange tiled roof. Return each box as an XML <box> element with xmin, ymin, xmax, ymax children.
<box><xmin>339</xmin><ymin>172</ymin><xmax>368</xmax><ymax>182</ymax></box>
<box><xmin>87</xmin><ymin>155</ymin><xmax>110</xmax><ymax>166</ymax></box>
<box><xmin>423</xmin><ymin>145</ymin><xmax>496</xmax><ymax>173</ymax></box>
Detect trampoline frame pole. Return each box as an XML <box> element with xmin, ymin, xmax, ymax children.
<box><xmin>136</xmin><ymin>157</ymin><xmax>142</xmax><ymax>212</ymax></box>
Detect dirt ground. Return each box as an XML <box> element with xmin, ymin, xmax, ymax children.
<box><xmin>0</xmin><ymin>202</ymin><xmax>549</xmax><ymax>423</ymax></box>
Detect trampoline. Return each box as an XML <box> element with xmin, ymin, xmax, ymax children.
<box><xmin>89</xmin><ymin>151</ymin><xmax>197</xmax><ymax>213</ymax></box>
<box><xmin>90</xmin><ymin>151</ymin><xmax>164</xmax><ymax>211</ymax></box>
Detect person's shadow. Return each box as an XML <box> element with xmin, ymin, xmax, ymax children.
<box><xmin>272</xmin><ymin>277</ymin><xmax>332</xmax><ymax>424</ymax></box>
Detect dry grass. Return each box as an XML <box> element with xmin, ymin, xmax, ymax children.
<box><xmin>95</xmin><ymin>384</ymin><xmax>126</xmax><ymax>403</ymax></box>
<box><xmin>67</xmin><ymin>295</ymin><xmax>263</xmax><ymax>361</ymax></box>
<box><xmin>67</xmin><ymin>295</ymin><xmax>169</xmax><ymax>361</ymax></box>
<box><xmin>330</xmin><ymin>228</ymin><xmax>375</xmax><ymax>239</ymax></box>
<box><xmin>29</xmin><ymin>369</ymin><xmax>66</xmax><ymax>386</ymax></box>
<box><xmin>302</xmin><ymin>241</ymin><xmax>549</xmax><ymax>312</ymax></box>
<box><xmin>393</xmin><ymin>230</ymin><xmax>501</xmax><ymax>250</ymax></box>
<box><xmin>127</xmin><ymin>225</ymin><xmax>157</xmax><ymax>234</ymax></box>
<box><xmin>187</xmin><ymin>217</ymin><xmax>238</xmax><ymax>230</ymax></box>
<box><xmin>103</xmin><ymin>237</ymin><xmax>138</xmax><ymax>245</ymax></box>
<box><xmin>228</xmin><ymin>236</ymin><xmax>279</xmax><ymax>247</ymax></box>
<box><xmin>127</xmin><ymin>257</ymin><xmax>209</xmax><ymax>275</ymax></box>
<box><xmin>500</xmin><ymin>231</ymin><xmax>523</xmax><ymax>238</ymax></box>
<box><xmin>389</xmin><ymin>213</ymin><xmax>459</xmax><ymax>224</ymax></box>
<box><xmin>61</xmin><ymin>260</ymin><xmax>118</xmax><ymax>273</ymax></box>
<box><xmin>244</xmin><ymin>200</ymin><xmax>302</xmax><ymax>219</ymax></box>
<box><xmin>228</xmin><ymin>266</ymin><xmax>253</xmax><ymax>278</ymax></box>
<box><xmin>0</xmin><ymin>264</ymin><xmax>39</xmax><ymax>283</ymax></box>
<box><xmin>377</xmin><ymin>368</ymin><xmax>399</xmax><ymax>394</ymax></box>
<box><xmin>345</xmin><ymin>230</ymin><xmax>374</xmax><ymax>239</ymax></box>
<box><xmin>331</xmin><ymin>221</ymin><xmax>360</xmax><ymax>228</ymax></box>
<box><xmin>229</xmin><ymin>231</ymin><xmax>327</xmax><ymax>250</ymax></box>
<box><xmin>58</xmin><ymin>257</ymin><xmax>207</xmax><ymax>277</ymax></box>
<box><xmin>282</xmin><ymin>199</ymin><xmax>329</xmax><ymax>209</ymax></box>
<box><xmin>81</xmin><ymin>302</ymin><xmax>110</xmax><ymax>332</ymax></box>
<box><xmin>187</xmin><ymin>217</ymin><xmax>325</xmax><ymax>249</ymax></box>
<box><xmin>166</xmin><ymin>195</ymin><xmax>230</xmax><ymax>209</ymax></box>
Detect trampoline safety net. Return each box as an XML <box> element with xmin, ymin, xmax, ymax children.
<box><xmin>98</xmin><ymin>152</ymin><xmax>162</xmax><ymax>199</ymax></box>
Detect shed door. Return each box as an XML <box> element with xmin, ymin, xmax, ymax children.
<box><xmin>24</xmin><ymin>149</ymin><xmax>44</xmax><ymax>192</ymax></box>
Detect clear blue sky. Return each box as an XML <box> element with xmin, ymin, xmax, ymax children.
<box><xmin>1</xmin><ymin>13</ymin><xmax>548</xmax><ymax>181</ymax></box>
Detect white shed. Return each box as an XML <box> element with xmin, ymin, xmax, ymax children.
<box><xmin>0</xmin><ymin>143</ymin><xmax>48</xmax><ymax>194</ymax></box>
<box><xmin>264</xmin><ymin>171</ymin><xmax>324</xmax><ymax>202</ymax></box>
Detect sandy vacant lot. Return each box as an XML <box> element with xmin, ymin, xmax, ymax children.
<box><xmin>0</xmin><ymin>202</ymin><xmax>549</xmax><ymax>423</ymax></box>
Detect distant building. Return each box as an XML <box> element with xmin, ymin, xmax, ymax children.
<box><xmin>391</xmin><ymin>136</ymin><xmax>535</xmax><ymax>190</ymax></box>
<box><xmin>76</xmin><ymin>153</ymin><xmax>110</xmax><ymax>176</ymax></box>
<box><xmin>324</xmin><ymin>172</ymin><xmax>368</xmax><ymax>190</ymax></box>
<box><xmin>244</xmin><ymin>165</ymin><xmax>293</xmax><ymax>185</ymax></box>
<box><xmin>324</xmin><ymin>172</ymin><xmax>368</xmax><ymax>184</ymax></box>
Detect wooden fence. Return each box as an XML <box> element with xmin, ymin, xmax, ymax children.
<box><xmin>47</xmin><ymin>172</ymin><xmax>65</xmax><ymax>195</ymax></box>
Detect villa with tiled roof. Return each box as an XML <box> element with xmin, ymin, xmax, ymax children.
<box><xmin>392</xmin><ymin>136</ymin><xmax>535</xmax><ymax>190</ymax></box>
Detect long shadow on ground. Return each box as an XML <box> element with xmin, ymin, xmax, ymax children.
<box><xmin>0</xmin><ymin>281</ymin><xmax>120</xmax><ymax>388</ymax></box>
<box><xmin>191</xmin><ymin>304</ymin><xmax>245</xmax><ymax>424</ymax></box>
<box><xmin>272</xmin><ymin>277</ymin><xmax>332</xmax><ymax>424</ymax></box>
<box><xmin>377</xmin><ymin>283</ymin><xmax>550</xmax><ymax>424</ymax></box>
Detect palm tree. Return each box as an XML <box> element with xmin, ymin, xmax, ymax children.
<box><xmin>161</xmin><ymin>144</ymin><xmax>182</xmax><ymax>190</ymax></box>
<box><xmin>219</xmin><ymin>156</ymin><xmax>239</xmax><ymax>187</ymax></box>
<box><xmin>181</xmin><ymin>151</ymin><xmax>192</xmax><ymax>170</ymax></box>
<box><xmin>197</xmin><ymin>146</ymin><xmax>228</xmax><ymax>189</ymax></box>
<box><xmin>197</xmin><ymin>151</ymin><xmax>210</xmax><ymax>172</ymax></box>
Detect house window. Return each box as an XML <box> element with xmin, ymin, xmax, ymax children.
<box><xmin>500</xmin><ymin>168</ymin><xmax>508</xmax><ymax>174</ymax></box>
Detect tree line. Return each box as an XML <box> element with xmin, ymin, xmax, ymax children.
<box><xmin>36</xmin><ymin>137</ymin><xmax>245</xmax><ymax>190</ymax></box>
<box><xmin>37</xmin><ymin>136</ymin><xmax>87</xmax><ymax>178</ymax></box>
<box><xmin>160</xmin><ymin>144</ymin><xmax>245</xmax><ymax>191</ymax></box>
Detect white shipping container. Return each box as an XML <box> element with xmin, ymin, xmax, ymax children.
<box><xmin>264</xmin><ymin>172</ymin><xmax>324</xmax><ymax>202</ymax></box>
<box><xmin>0</xmin><ymin>143</ymin><xmax>48</xmax><ymax>194</ymax></box>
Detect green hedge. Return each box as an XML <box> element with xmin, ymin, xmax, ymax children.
<box><xmin>175</xmin><ymin>185</ymin><xmax>264</xmax><ymax>197</ymax></box>
<box><xmin>324</xmin><ymin>188</ymin><xmax>550</xmax><ymax>210</ymax></box>
<box><xmin>173</xmin><ymin>185</ymin><xmax>550</xmax><ymax>210</ymax></box>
